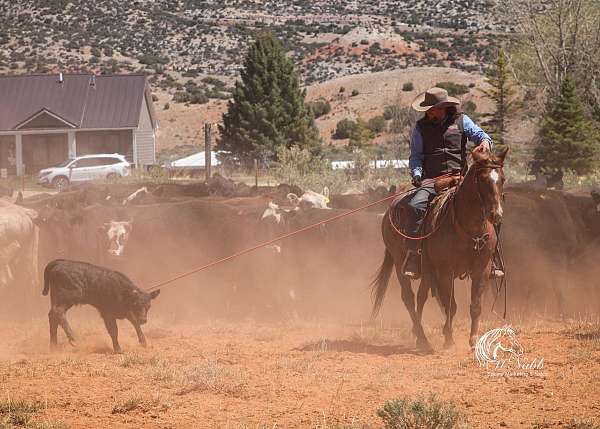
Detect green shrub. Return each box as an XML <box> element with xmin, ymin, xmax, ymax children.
<box><xmin>435</xmin><ymin>81</ymin><xmax>469</xmax><ymax>96</ymax></box>
<box><xmin>383</xmin><ymin>105</ymin><xmax>398</xmax><ymax>120</ymax></box>
<box><xmin>334</xmin><ymin>118</ymin><xmax>357</xmax><ymax>139</ymax></box>
<box><xmin>272</xmin><ymin>146</ymin><xmax>345</xmax><ymax>193</ymax></box>
<box><xmin>402</xmin><ymin>82</ymin><xmax>414</xmax><ymax>91</ymax></box>
<box><xmin>367</xmin><ymin>115</ymin><xmax>387</xmax><ymax>133</ymax></box>
<box><xmin>463</xmin><ymin>100</ymin><xmax>476</xmax><ymax>115</ymax></box>
<box><xmin>351</xmin><ymin>89</ymin><xmax>360</xmax><ymax>96</ymax></box>
<box><xmin>307</xmin><ymin>99</ymin><xmax>331</xmax><ymax>118</ymax></box>
<box><xmin>349</xmin><ymin>119</ymin><xmax>374</xmax><ymax>148</ymax></box>
<box><xmin>377</xmin><ymin>395</ymin><xmax>471</xmax><ymax>429</ymax></box>
<box><xmin>201</xmin><ymin>76</ymin><xmax>227</xmax><ymax>88</ymax></box>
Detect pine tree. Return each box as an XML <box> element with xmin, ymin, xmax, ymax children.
<box><xmin>217</xmin><ymin>32</ymin><xmax>320</xmax><ymax>167</ymax></box>
<box><xmin>532</xmin><ymin>74</ymin><xmax>600</xmax><ymax>182</ymax></box>
<box><xmin>481</xmin><ymin>49</ymin><xmax>518</xmax><ymax>148</ymax></box>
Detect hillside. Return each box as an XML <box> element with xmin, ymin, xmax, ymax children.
<box><xmin>1</xmin><ymin>1</ymin><xmax>510</xmax><ymax>84</ymax></box>
<box><xmin>156</xmin><ymin>66</ymin><xmax>534</xmax><ymax>162</ymax></box>
<box><xmin>1</xmin><ymin>1</ymin><xmax>524</xmax><ymax>161</ymax></box>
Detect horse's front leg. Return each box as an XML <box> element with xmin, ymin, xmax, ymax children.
<box><xmin>469</xmin><ymin>265</ymin><xmax>490</xmax><ymax>347</ymax></box>
<box><xmin>435</xmin><ymin>270</ymin><xmax>456</xmax><ymax>348</ymax></box>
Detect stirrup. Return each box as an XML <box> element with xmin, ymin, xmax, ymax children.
<box><xmin>402</xmin><ymin>250</ymin><xmax>422</xmax><ymax>280</ymax></box>
<box><xmin>490</xmin><ymin>268</ymin><xmax>505</xmax><ymax>279</ymax></box>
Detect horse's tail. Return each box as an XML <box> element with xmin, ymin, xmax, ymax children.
<box><xmin>370</xmin><ymin>249</ymin><xmax>394</xmax><ymax>320</ymax></box>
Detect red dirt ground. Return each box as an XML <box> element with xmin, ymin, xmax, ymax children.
<box><xmin>1</xmin><ymin>303</ymin><xmax>598</xmax><ymax>428</ymax></box>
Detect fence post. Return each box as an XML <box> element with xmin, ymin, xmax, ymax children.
<box><xmin>204</xmin><ymin>123</ymin><xmax>213</xmax><ymax>181</ymax></box>
<box><xmin>254</xmin><ymin>159</ymin><xmax>258</xmax><ymax>188</ymax></box>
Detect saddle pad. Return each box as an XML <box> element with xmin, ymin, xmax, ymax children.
<box><xmin>424</xmin><ymin>187</ymin><xmax>457</xmax><ymax>232</ymax></box>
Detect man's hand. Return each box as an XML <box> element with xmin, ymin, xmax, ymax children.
<box><xmin>412</xmin><ymin>173</ymin><xmax>422</xmax><ymax>188</ymax></box>
<box><xmin>477</xmin><ymin>140</ymin><xmax>491</xmax><ymax>152</ymax></box>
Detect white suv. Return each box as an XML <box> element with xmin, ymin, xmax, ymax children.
<box><xmin>38</xmin><ymin>154</ymin><xmax>131</xmax><ymax>191</ymax></box>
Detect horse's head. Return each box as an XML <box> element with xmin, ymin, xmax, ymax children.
<box><xmin>471</xmin><ymin>147</ymin><xmax>509</xmax><ymax>225</ymax></box>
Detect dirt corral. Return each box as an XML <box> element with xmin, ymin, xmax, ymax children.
<box><xmin>0</xmin><ymin>181</ymin><xmax>599</xmax><ymax>428</ymax></box>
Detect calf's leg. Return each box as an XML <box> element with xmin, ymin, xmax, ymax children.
<box><xmin>48</xmin><ymin>308</ymin><xmax>59</xmax><ymax>349</ymax></box>
<box><xmin>102</xmin><ymin>316</ymin><xmax>122</xmax><ymax>353</ymax></box>
<box><xmin>130</xmin><ymin>321</ymin><xmax>147</xmax><ymax>347</ymax></box>
<box><xmin>50</xmin><ymin>306</ymin><xmax>76</xmax><ymax>347</ymax></box>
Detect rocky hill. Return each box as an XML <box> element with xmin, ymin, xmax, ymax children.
<box><xmin>1</xmin><ymin>1</ymin><xmax>510</xmax><ymax>83</ymax></box>
<box><xmin>2</xmin><ymin>1</ymin><xmax>519</xmax><ymax>159</ymax></box>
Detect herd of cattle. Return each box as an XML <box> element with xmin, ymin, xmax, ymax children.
<box><xmin>1</xmin><ymin>174</ymin><xmax>600</xmax><ymax>322</ymax></box>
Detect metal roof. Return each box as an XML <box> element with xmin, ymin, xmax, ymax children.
<box><xmin>0</xmin><ymin>73</ymin><xmax>151</xmax><ymax>131</ymax></box>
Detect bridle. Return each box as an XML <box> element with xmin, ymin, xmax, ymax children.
<box><xmin>453</xmin><ymin>161</ymin><xmax>504</xmax><ymax>252</ymax></box>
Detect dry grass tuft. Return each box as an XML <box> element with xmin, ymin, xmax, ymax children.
<box><xmin>117</xmin><ymin>353</ymin><xmax>159</xmax><ymax>368</ymax></box>
<box><xmin>176</xmin><ymin>358</ymin><xmax>248</xmax><ymax>396</ymax></box>
<box><xmin>0</xmin><ymin>398</ymin><xmax>69</xmax><ymax>428</ymax></box>
<box><xmin>111</xmin><ymin>392</ymin><xmax>172</xmax><ymax>416</ymax></box>
<box><xmin>111</xmin><ymin>394</ymin><xmax>143</xmax><ymax>415</ymax></box>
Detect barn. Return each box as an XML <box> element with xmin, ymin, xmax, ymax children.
<box><xmin>0</xmin><ymin>73</ymin><xmax>157</xmax><ymax>176</ymax></box>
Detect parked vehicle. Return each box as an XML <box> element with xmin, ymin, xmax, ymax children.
<box><xmin>38</xmin><ymin>154</ymin><xmax>130</xmax><ymax>191</ymax></box>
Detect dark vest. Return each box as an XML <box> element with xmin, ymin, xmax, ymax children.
<box><xmin>416</xmin><ymin>113</ymin><xmax>464</xmax><ymax>179</ymax></box>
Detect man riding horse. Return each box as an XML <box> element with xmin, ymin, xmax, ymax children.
<box><xmin>403</xmin><ymin>87</ymin><xmax>504</xmax><ymax>279</ymax></box>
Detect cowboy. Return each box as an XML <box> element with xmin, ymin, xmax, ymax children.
<box><xmin>403</xmin><ymin>86</ymin><xmax>504</xmax><ymax>279</ymax></box>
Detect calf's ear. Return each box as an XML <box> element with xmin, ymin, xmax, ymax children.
<box><xmin>150</xmin><ymin>290</ymin><xmax>160</xmax><ymax>300</ymax></box>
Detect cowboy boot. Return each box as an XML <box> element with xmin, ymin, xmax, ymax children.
<box><xmin>402</xmin><ymin>244</ymin><xmax>422</xmax><ymax>279</ymax></box>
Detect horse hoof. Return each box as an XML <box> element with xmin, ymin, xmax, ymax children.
<box><xmin>416</xmin><ymin>339</ymin><xmax>434</xmax><ymax>354</ymax></box>
<box><xmin>469</xmin><ymin>336</ymin><xmax>477</xmax><ymax>348</ymax></box>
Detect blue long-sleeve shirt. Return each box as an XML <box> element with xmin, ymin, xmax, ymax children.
<box><xmin>409</xmin><ymin>114</ymin><xmax>492</xmax><ymax>178</ymax></box>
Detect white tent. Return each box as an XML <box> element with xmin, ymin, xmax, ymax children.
<box><xmin>167</xmin><ymin>151</ymin><xmax>222</xmax><ymax>168</ymax></box>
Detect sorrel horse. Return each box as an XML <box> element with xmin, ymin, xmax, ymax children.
<box><xmin>371</xmin><ymin>147</ymin><xmax>509</xmax><ymax>352</ymax></box>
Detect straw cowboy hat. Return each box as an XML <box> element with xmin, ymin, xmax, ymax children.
<box><xmin>411</xmin><ymin>87</ymin><xmax>460</xmax><ymax>112</ymax></box>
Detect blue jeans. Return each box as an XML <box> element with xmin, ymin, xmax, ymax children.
<box><xmin>406</xmin><ymin>186</ymin><xmax>437</xmax><ymax>248</ymax></box>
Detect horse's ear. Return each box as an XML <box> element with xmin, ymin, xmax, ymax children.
<box><xmin>496</xmin><ymin>146</ymin><xmax>509</xmax><ymax>163</ymax></box>
<box><xmin>471</xmin><ymin>147</ymin><xmax>486</xmax><ymax>163</ymax></box>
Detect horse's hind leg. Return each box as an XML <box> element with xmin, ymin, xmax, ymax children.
<box><xmin>395</xmin><ymin>265</ymin><xmax>432</xmax><ymax>353</ymax></box>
